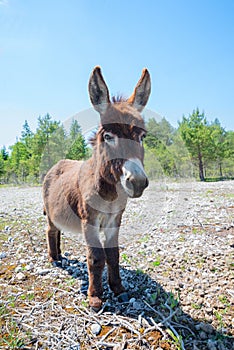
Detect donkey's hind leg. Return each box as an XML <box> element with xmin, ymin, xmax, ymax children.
<box><xmin>46</xmin><ymin>219</ymin><xmax>62</xmax><ymax>262</ymax></box>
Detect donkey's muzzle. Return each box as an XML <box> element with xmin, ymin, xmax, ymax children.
<box><xmin>121</xmin><ymin>158</ymin><xmax>149</xmax><ymax>198</ymax></box>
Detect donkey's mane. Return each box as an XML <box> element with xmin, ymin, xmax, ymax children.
<box><xmin>111</xmin><ymin>95</ymin><xmax>127</xmax><ymax>103</ymax></box>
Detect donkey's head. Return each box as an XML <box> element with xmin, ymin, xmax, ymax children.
<box><xmin>89</xmin><ymin>67</ymin><xmax>151</xmax><ymax>198</ymax></box>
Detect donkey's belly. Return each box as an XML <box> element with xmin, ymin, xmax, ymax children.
<box><xmin>51</xmin><ymin>198</ymin><xmax>82</xmax><ymax>235</ymax></box>
<box><xmin>53</xmin><ymin>212</ymin><xmax>82</xmax><ymax>236</ymax></box>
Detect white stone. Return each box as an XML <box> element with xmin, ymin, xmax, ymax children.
<box><xmin>129</xmin><ymin>297</ymin><xmax>136</xmax><ymax>303</ymax></box>
<box><xmin>36</xmin><ymin>268</ymin><xmax>51</xmax><ymax>275</ymax></box>
<box><xmin>15</xmin><ymin>266</ymin><xmax>22</xmax><ymax>273</ymax></box>
<box><xmin>20</xmin><ymin>258</ymin><xmax>27</xmax><ymax>264</ymax></box>
<box><xmin>16</xmin><ymin>272</ymin><xmax>25</xmax><ymax>280</ymax></box>
<box><xmin>0</xmin><ymin>252</ymin><xmax>7</xmax><ymax>259</ymax></box>
<box><xmin>90</xmin><ymin>323</ymin><xmax>102</xmax><ymax>336</ymax></box>
<box><xmin>25</xmin><ymin>262</ymin><xmax>34</xmax><ymax>271</ymax></box>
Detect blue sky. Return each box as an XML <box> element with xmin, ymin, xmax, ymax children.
<box><xmin>1</xmin><ymin>0</ymin><xmax>234</xmax><ymax>148</ymax></box>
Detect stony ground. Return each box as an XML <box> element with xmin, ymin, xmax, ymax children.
<box><xmin>0</xmin><ymin>181</ymin><xmax>233</xmax><ymax>350</ymax></box>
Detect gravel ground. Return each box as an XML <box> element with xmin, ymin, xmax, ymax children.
<box><xmin>0</xmin><ymin>181</ymin><xmax>233</xmax><ymax>350</ymax></box>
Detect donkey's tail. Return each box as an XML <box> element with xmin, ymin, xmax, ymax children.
<box><xmin>43</xmin><ymin>207</ymin><xmax>47</xmax><ymax>216</ymax></box>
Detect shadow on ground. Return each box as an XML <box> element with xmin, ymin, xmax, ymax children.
<box><xmin>55</xmin><ymin>257</ymin><xmax>234</xmax><ymax>350</ymax></box>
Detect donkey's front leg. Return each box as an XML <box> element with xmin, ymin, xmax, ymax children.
<box><xmin>104</xmin><ymin>246</ymin><xmax>125</xmax><ymax>296</ymax></box>
<box><xmin>83</xmin><ymin>222</ymin><xmax>105</xmax><ymax>310</ymax></box>
<box><xmin>104</xmin><ymin>226</ymin><xmax>126</xmax><ymax>298</ymax></box>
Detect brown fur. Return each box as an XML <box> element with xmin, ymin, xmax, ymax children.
<box><xmin>43</xmin><ymin>67</ymin><xmax>151</xmax><ymax>310</ymax></box>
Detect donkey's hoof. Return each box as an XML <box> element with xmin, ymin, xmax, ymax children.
<box><xmin>117</xmin><ymin>292</ymin><xmax>129</xmax><ymax>303</ymax></box>
<box><xmin>89</xmin><ymin>296</ymin><xmax>103</xmax><ymax>312</ymax></box>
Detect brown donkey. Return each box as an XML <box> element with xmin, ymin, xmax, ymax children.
<box><xmin>43</xmin><ymin>67</ymin><xmax>151</xmax><ymax>310</ymax></box>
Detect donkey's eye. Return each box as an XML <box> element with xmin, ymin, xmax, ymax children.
<box><xmin>104</xmin><ymin>134</ymin><xmax>114</xmax><ymax>141</ymax></box>
<box><xmin>103</xmin><ymin>132</ymin><xmax>116</xmax><ymax>145</ymax></box>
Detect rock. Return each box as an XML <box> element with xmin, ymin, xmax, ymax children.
<box><xmin>15</xmin><ymin>266</ymin><xmax>22</xmax><ymax>273</ymax></box>
<box><xmin>25</xmin><ymin>262</ymin><xmax>34</xmax><ymax>271</ymax></box>
<box><xmin>80</xmin><ymin>280</ymin><xmax>88</xmax><ymax>294</ymax></box>
<box><xmin>52</xmin><ymin>261</ymin><xmax>62</xmax><ymax>268</ymax></box>
<box><xmin>90</xmin><ymin>323</ymin><xmax>101</xmax><ymax>336</ymax></box>
<box><xmin>62</xmin><ymin>258</ymin><xmax>69</xmax><ymax>268</ymax></box>
<box><xmin>207</xmin><ymin>339</ymin><xmax>217</xmax><ymax>350</ymax></box>
<box><xmin>117</xmin><ymin>292</ymin><xmax>129</xmax><ymax>303</ymax></box>
<box><xmin>36</xmin><ymin>268</ymin><xmax>51</xmax><ymax>275</ymax></box>
<box><xmin>16</xmin><ymin>272</ymin><xmax>25</xmax><ymax>280</ymax></box>
<box><xmin>70</xmin><ymin>345</ymin><xmax>80</xmax><ymax>350</ymax></box>
<box><xmin>132</xmin><ymin>301</ymin><xmax>143</xmax><ymax>310</ymax></box>
<box><xmin>199</xmin><ymin>331</ymin><xmax>207</xmax><ymax>340</ymax></box>
<box><xmin>0</xmin><ymin>252</ymin><xmax>7</xmax><ymax>259</ymax></box>
<box><xmin>129</xmin><ymin>297</ymin><xmax>136</xmax><ymax>303</ymax></box>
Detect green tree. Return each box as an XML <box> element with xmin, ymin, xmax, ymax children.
<box><xmin>32</xmin><ymin>114</ymin><xmax>62</xmax><ymax>179</ymax></box>
<box><xmin>147</xmin><ymin>117</ymin><xmax>175</xmax><ymax>146</ymax></box>
<box><xmin>21</xmin><ymin>120</ymin><xmax>33</xmax><ymax>142</ymax></box>
<box><xmin>1</xmin><ymin>146</ymin><xmax>8</xmax><ymax>161</ymax></box>
<box><xmin>0</xmin><ymin>147</ymin><xmax>11</xmax><ymax>183</ymax></box>
<box><xmin>207</xmin><ymin>119</ymin><xmax>228</xmax><ymax>177</ymax></box>
<box><xmin>179</xmin><ymin>109</ymin><xmax>213</xmax><ymax>181</ymax></box>
<box><xmin>9</xmin><ymin>139</ymin><xmax>30</xmax><ymax>182</ymax></box>
<box><xmin>223</xmin><ymin>131</ymin><xmax>234</xmax><ymax>177</ymax></box>
<box><xmin>169</xmin><ymin>130</ymin><xmax>194</xmax><ymax>178</ymax></box>
<box><xmin>66</xmin><ymin>119</ymin><xmax>87</xmax><ymax>160</ymax></box>
<box><xmin>145</xmin><ymin>118</ymin><xmax>177</xmax><ymax>177</ymax></box>
<box><xmin>69</xmin><ymin>119</ymin><xmax>82</xmax><ymax>141</ymax></box>
<box><xmin>0</xmin><ymin>152</ymin><xmax>5</xmax><ymax>181</ymax></box>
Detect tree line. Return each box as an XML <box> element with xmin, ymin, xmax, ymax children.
<box><xmin>0</xmin><ymin>109</ymin><xmax>234</xmax><ymax>183</ymax></box>
<box><xmin>144</xmin><ymin>108</ymin><xmax>234</xmax><ymax>181</ymax></box>
<box><xmin>0</xmin><ymin>114</ymin><xmax>87</xmax><ymax>184</ymax></box>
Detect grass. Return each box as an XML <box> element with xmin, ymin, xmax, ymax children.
<box><xmin>138</xmin><ymin>234</ymin><xmax>150</xmax><ymax>243</ymax></box>
<box><xmin>191</xmin><ymin>303</ymin><xmax>202</xmax><ymax>310</ymax></box>
<box><xmin>66</xmin><ymin>277</ymin><xmax>76</xmax><ymax>286</ymax></box>
<box><xmin>166</xmin><ymin>329</ymin><xmax>183</xmax><ymax>350</ymax></box>
<box><xmin>152</xmin><ymin>258</ymin><xmax>161</xmax><ymax>267</ymax></box>
<box><xmin>121</xmin><ymin>253</ymin><xmax>131</xmax><ymax>264</ymax></box>
<box><xmin>0</xmin><ymin>232</ymin><xmax>8</xmax><ymax>241</ymax></box>
<box><xmin>214</xmin><ymin>310</ymin><xmax>225</xmax><ymax>330</ymax></box>
<box><xmin>0</xmin><ymin>304</ymin><xmax>30</xmax><ymax>349</ymax></box>
<box><xmin>204</xmin><ymin>177</ymin><xmax>234</xmax><ymax>182</ymax></box>
<box><xmin>218</xmin><ymin>294</ymin><xmax>229</xmax><ymax>305</ymax></box>
<box><xmin>167</xmin><ymin>292</ymin><xmax>179</xmax><ymax>309</ymax></box>
<box><xmin>222</xmin><ymin>193</ymin><xmax>234</xmax><ymax>198</ymax></box>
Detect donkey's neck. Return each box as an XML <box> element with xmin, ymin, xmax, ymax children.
<box><xmin>97</xmin><ymin>177</ymin><xmax>118</xmax><ymax>201</ymax></box>
<box><xmin>88</xmin><ymin>155</ymin><xmax>118</xmax><ymax>201</ymax></box>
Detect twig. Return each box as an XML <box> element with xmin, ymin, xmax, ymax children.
<box><xmin>147</xmin><ymin>317</ymin><xmax>167</xmax><ymax>340</ymax></box>
<box><xmin>143</xmin><ymin>300</ymin><xmax>185</xmax><ymax>350</ymax></box>
<box><xmin>97</xmin><ymin>326</ymin><xmax>117</xmax><ymax>343</ymax></box>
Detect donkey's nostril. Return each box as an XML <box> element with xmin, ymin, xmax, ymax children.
<box><xmin>125</xmin><ymin>176</ymin><xmax>133</xmax><ymax>190</ymax></box>
<box><xmin>126</xmin><ymin>176</ymin><xmax>131</xmax><ymax>182</ymax></box>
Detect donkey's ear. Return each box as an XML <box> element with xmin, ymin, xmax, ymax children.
<box><xmin>128</xmin><ymin>69</ymin><xmax>151</xmax><ymax>112</ymax></box>
<box><xmin>89</xmin><ymin>66</ymin><xmax>110</xmax><ymax>115</ymax></box>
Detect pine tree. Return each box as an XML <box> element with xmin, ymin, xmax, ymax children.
<box><xmin>179</xmin><ymin>109</ymin><xmax>211</xmax><ymax>181</ymax></box>
<box><xmin>66</xmin><ymin>119</ymin><xmax>87</xmax><ymax>160</ymax></box>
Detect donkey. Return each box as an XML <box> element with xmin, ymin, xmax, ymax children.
<box><xmin>43</xmin><ymin>66</ymin><xmax>151</xmax><ymax>310</ymax></box>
